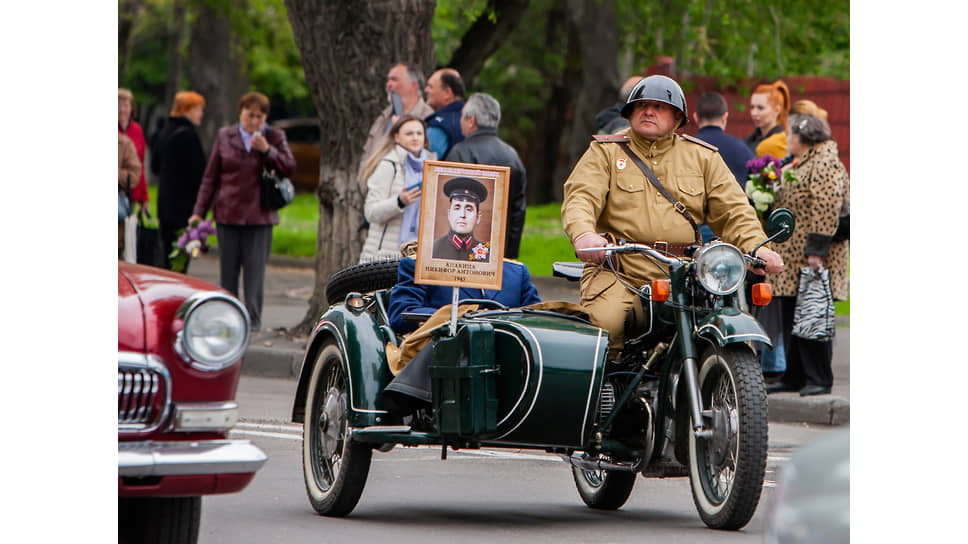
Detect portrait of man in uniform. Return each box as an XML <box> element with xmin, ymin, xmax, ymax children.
<box><xmin>431</xmin><ymin>177</ymin><xmax>491</xmax><ymax>262</ymax></box>
<box><xmin>414</xmin><ymin>161</ymin><xmax>508</xmax><ymax>290</ymax></box>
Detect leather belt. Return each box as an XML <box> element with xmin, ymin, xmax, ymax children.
<box><xmin>647</xmin><ymin>241</ymin><xmax>691</xmax><ymax>257</ymax></box>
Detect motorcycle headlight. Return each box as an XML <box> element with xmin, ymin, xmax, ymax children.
<box><xmin>694</xmin><ymin>242</ymin><xmax>745</xmax><ymax>295</ymax></box>
<box><xmin>176</xmin><ymin>294</ymin><xmax>250</xmax><ymax>371</ymax></box>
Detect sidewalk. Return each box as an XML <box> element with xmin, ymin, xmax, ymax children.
<box><xmin>187</xmin><ymin>253</ymin><xmax>848</xmax><ymax>426</ymax></box>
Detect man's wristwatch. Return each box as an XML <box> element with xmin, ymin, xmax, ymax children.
<box><xmin>397</xmin><ymin>196</ymin><xmax>405</xmax><ymax>209</ymax></box>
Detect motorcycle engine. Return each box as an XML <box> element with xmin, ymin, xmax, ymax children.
<box><xmin>598</xmin><ymin>382</ymin><xmax>616</xmax><ymax>425</ymax></box>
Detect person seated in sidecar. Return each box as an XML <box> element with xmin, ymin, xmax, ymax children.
<box><xmin>383</xmin><ymin>254</ymin><xmax>542</xmax><ymax>416</ymax></box>
<box><xmin>387</xmin><ymin>255</ymin><xmax>541</xmax><ymax>335</ymax></box>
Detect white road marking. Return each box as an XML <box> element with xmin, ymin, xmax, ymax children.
<box><xmin>230</xmin><ymin>421</ymin><xmax>791</xmax><ymax>487</ymax></box>
<box><xmin>231</xmin><ymin>429</ymin><xmax>302</xmax><ymax>441</ymax></box>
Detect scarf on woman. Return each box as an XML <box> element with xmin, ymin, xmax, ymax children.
<box><xmin>399</xmin><ymin>148</ymin><xmax>428</xmax><ymax>246</ymax></box>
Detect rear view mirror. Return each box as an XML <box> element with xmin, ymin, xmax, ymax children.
<box><xmin>764</xmin><ymin>208</ymin><xmax>795</xmax><ymax>244</ymax></box>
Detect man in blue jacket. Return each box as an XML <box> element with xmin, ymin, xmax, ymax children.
<box><xmin>692</xmin><ymin>91</ymin><xmax>757</xmax><ymax>243</ymax></box>
<box><xmin>384</xmin><ymin>254</ymin><xmax>541</xmax><ymax>417</ymax></box>
<box><xmin>423</xmin><ymin>68</ymin><xmax>466</xmax><ymax>159</ymax></box>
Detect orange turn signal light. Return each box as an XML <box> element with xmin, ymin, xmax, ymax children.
<box><xmin>651</xmin><ymin>279</ymin><xmax>671</xmax><ymax>302</ymax></box>
<box><xmin>751</xmin><ymin>283</ymin><xmax>773</xmax><ymax>306</ymax></box>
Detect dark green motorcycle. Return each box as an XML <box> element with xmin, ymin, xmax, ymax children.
<box><xmin>291</xmin><ymin>210</ymin><xmax>794</xmax><ymax>530</ymax></box>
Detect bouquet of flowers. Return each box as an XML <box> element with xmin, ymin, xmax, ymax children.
<box><xmin>745</xmin><ymin>154</ymin><xmax>798</xmax><ymax>218</ymax></box>
<box><xmin>169</xmin><ymin>219</ymin><xmax>216</xmax><ymax>273</ymax></box>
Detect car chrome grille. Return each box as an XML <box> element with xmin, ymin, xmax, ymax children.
<box><xmin>118</xmin><ymin>353</ymin><xmax>171</xmax><ymax>435</ymax></box>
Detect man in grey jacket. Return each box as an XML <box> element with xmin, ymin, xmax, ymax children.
<box><xmin>444</xmin><ymin>93</ymin><xmax>527</xmax><ymax>258</ymax></box>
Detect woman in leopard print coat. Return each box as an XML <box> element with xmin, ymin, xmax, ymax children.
<box><xmin>767</xmin><ymin>113</ymin><xmax>849</xmax><ymax>396</ymax></box>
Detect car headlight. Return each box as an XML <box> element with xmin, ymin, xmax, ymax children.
<box><xmin>694</xmin><ymin>242</ymin><xmax>745</xmax><ymax>295</ymax></box>
<box><xmin>176</xmin><ymin>293</ymin><xmax>250</xmax><ymax>371</ymax></box>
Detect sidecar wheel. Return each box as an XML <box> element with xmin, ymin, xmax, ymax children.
<box><xmin>302</xmin><ymin>342</ymin><xmax>372</xmax><ymax>517</ymax></box>
<box><xmin>326</xmin><ymin>259</ymin><xmax>400</xmax><ymax>306</ymax></box>
<box><xmin>571</xmin><ymin>462</ymin><xmax>636</xmax><ymax>510</ymax></box>
<box><xmin>688</xmin><ymin>344</ymin><xmax>767</xmax><ymax>530</ymax></box>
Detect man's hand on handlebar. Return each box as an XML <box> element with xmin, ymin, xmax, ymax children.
<box><xmin>573</xmin><ymin>232</ymin><xmax>609</xmax><ymax>264</ymax></box>
<box><xmin>753</xmin><ymin>247</ymin><xmax>784</xmax><ymax>275</ymax></box>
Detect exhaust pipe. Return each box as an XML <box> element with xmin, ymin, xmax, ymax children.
<box><xmin>566</xmin><ymin>452</ymin><xmax>638</xmax><ymax>473</ymax></box>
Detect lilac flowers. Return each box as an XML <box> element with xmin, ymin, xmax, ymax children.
<box><xmin>169</xmin><ymin>220</ymin><xmax>216</xmax><ymax>273</ymax></box>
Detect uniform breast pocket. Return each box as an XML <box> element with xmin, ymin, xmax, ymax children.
<box><xmin>674</xmin><ymin>174</ymin><xmax>705</xmax><ymax>214</ymax></box>
<box><xmin>675</xmin><ymin>174</ymin><xmax>704</xmax><ymax>196</ymax></box>
<box><xmin>615</xmin><ymin>169</ymin><xmax>645</xmax><ymax>194</ymax></box>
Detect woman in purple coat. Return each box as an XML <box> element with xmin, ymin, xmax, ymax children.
<box><xmin>189</xmin><ymin>92</ymin><xmax>296</xmax><ymax>331</ymax></box>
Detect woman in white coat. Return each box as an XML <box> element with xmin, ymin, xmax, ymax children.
<box><xmin>358</xmin><ymin>115</ymin><xmax>435</xmax><ymax>262</ymax></box>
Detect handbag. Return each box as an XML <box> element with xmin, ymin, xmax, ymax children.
<box><xmin>791</xmin><ymin>265</ymin><xmax>836</xmax><ymax>341</ymax></box>
<box><xmin>136</xmin><ymin>210</ymin><xmax>167</xmax><ymax>268</ymax></box>
<box><xmin>259</xmin><ymin>126</ymin><xmax>295</xmax><ymax>210</ymax></box>
<box><xmin>261</xmin><ymin>168</ymin><xmax>295</xmax><ymax>210</ymax></box>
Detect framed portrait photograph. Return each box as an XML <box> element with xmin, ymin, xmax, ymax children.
<box><xmin>414</xmin><ymin>160</ymin><xmax>510</xmax><ymax>290</ymax></box>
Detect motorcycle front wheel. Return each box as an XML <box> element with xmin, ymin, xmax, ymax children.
<box><xmin>302</xmin><ymin>342</ymin><xmax>372</xmax><ymax>517</ymax></box>
<box><xmin>687</xmin><ymin>344</ymin><xmax>767</xmax><ymax>530</ymax></box>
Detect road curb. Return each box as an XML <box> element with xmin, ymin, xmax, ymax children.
<box><xmin>768</xmin><ymin>394</ymin><xmax>849</xmax><ymax>425</ymax></box>
<box><xmin>243</xmin><ymin>346</ymin><xmax>303</xmax><ymax>378</ymax></box>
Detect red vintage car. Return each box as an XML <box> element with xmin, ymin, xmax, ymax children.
<box><xmin>118</xmin><ymin>261</ymin><xmax>266</xmax><ymax>543</ymax></box>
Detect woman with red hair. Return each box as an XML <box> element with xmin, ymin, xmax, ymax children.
<box><xmin>152</xmin><ymin>91</ymin><xmax>208</xmax><ymax>270</ymax></box>
<box><xmin>744</xmin><ymin>80</ymin><xmax>790</xmax><ymax>158</ymax></box>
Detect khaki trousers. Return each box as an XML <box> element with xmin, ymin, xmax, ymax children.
<box><xmin>580</xmin><ymin>267</ymin><xmax>639</xmax><ymax>354</ymax></box>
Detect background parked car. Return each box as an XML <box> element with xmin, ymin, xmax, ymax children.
<box><xmin>272</xmin><ymin>117</ymin><xmax>320</xmax><ymax>192</ymax></box>
<box><xmin>118</xmin><ymin>261</ymin><xmax>267</xmax><ymax>544</ymax></box>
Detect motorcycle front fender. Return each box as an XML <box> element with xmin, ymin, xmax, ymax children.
<box><xmin>696</xmin><ymin>307</ymin><xmax>771</xmax><ymax>348</ymax></box>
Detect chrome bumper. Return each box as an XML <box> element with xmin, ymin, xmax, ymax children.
<box><xmin>118</xmin><ymin>439</ymin><xmax>267</xmax><ymax>478</ymax></box>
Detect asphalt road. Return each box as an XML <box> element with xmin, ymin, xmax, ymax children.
<box><xmin>197</xmin><ymin>376</ymin><xmax>839</xmax><ymax>544</ymax></box>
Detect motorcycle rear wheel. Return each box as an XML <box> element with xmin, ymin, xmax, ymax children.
<box><xmin>572</xmin><ymin>461</ymin><xmax>636</xmax><ymax>510</ymax></box>
<box><xmin>687</xmin><ymin>344</ymin><xmax>767</xmax><ymax>530</ymax></box>
<box><xmin>302</xmin><ymin>342</ymin><xmax>372</xmax><ymax>517</ymax></box>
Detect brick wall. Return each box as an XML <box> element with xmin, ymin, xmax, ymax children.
<box><xmin>676</xmin><ymin>76</ymin><xmax>850</xmax><ymax>172</ymax></box>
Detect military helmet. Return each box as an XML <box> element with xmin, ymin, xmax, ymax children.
<box><xmin>620</xmin><ymin>75</ymin><xmax>688</xmax><ymax>128</ymax></box>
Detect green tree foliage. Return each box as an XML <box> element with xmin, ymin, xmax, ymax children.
<box><xmin>616</xmin><ymin>0</ymin><xmax>849</xmax><ymax>81</ymax></box>
<box><xmin>120</xmin><ymin>0</ymin><xmax>313</xmax><ymax>121</ymax></box>
<box><xmin>432</xmin><ymin>0</ymin><xmax>565</xmax><ymax>150</ymax></box>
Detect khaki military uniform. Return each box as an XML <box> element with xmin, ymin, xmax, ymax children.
<box><xmin>562</xmin><ymin>129</ymin><xmax>769</xmax><ymax>351</ymax></box>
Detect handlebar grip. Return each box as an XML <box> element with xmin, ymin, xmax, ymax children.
<box><xmin>751</xmin><ymin>257</ymin><xmax>767</xmax><ymax>269</ymax></box>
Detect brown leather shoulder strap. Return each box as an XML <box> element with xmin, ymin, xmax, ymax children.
<box><xmin>616</xmin><ymin>141</ymin><xmax>701</xmax><ymax>245</ymax></box>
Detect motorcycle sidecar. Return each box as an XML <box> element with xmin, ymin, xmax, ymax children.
<box><xmin>290</xmin><ymin>262</ymin><xmax>609</xmax><ymax>516</ymax></box>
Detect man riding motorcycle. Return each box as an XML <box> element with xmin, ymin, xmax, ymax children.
<box><xmin>561</xmin><ymin>74</ymin><xmax>784</xmax><ymax>353</ymax></box>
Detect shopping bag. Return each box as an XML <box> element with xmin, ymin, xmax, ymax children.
<box><xmin>791</xmin><ymin>266</ymin><xmax>836</xmax><ymax>341</ymax></box>
<box><xmin>136</xmin><ymin>210</ymin><xmax>167</xmax><ymax>268</ymax></box>
<box><xmin>122</xmin><ymin>214</ymin><xmax>138</xmax><ymax>263</ymax></box>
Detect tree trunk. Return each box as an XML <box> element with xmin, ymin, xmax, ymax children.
<box><xmin>188</xmin><ymin>0</ymin><xmax>250</xmax><ymax>156</ymax></box>
<box><xmin>163</xmin><ymin>0</ymin><xmax>189</xmax><ymax>114</ymax></box>
<box><xmin>118</xmin><ymin>0</ymin><xmax>145</xmax><ymax>82</ymax></box>
<box><xmin>556</xmin><ymin>0</ymin><xmax>618</xmax><ymax>196</ymax></box>
<box><xmin>285</xmin><ymin>0</ymin><xmax>436</xmax><ymax>335</ymax></box>
<box><xmin>446</xmin><ymin>0</ymin><xmax>530</xmax><ymax>89</ymax></box>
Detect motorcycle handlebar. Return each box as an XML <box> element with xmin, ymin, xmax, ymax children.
<box><xmin>577</xmin><ymin>244</ymin><xmax>680</xmax><ymax>265</ymax></box>
<box><xmin>579</xmin><ymin>244</ymin><xmax>770</xmax><ymax>270</ymax></box>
